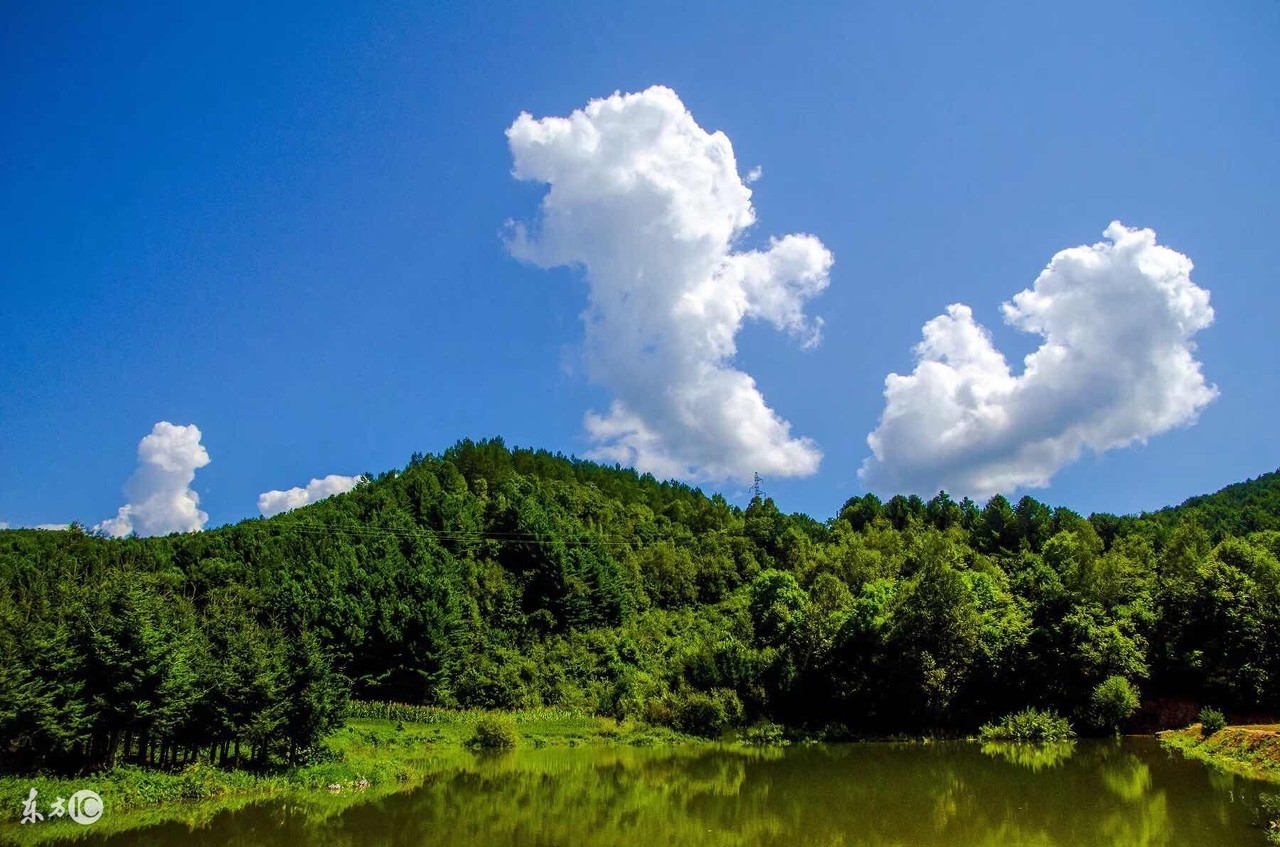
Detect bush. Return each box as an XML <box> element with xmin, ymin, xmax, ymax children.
<box><xmin>1199</xmin><ymin>706</ymin><xmax>1227</xmax><ymax>737</ymax></box>
<box><xmin>468</xmin><ymin>715</ymin><xmax>519</xmax><ymax>749</ymax></box>
<box><xmin>742</xmin><ymin>722</ymin><xmax>790</xmax><ymax>746</ymax></box>
<box><xmin>176</xmin><ymin>763</ymin><xmax>230</xmax><ymax>800</ymax></box>
<box><xmin>1089</xmin><ymin>676</ymin><xmax>1140</xmax><ymax>735</ymax></box>
<box><xmin>979</xmin><ymin>708</ymin><xmax>1075</xmax><ymax>742</ymax></box>
<box><xmin>674</xmin><ymin>693</ymin><xmax>727</xmax><ymax>738</ymax></box>
<box><xmin>672</xmin><ymin>689</ymin><xmax>743</xmax><ymax>738</ymax></box>
<box><xmin>641</xmin><ymin>697</ymin><xmax>676</xmax><ymax>727</ymax></box>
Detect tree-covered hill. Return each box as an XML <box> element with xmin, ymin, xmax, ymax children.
<box><xmin>1144</xmin><ymin>469</ymin><xmax>1280</xmax><ymax>538</ymax></box>
<box><xmin>3</xmin><ymin>438</ymin><xmax>1279</xmax><ymax>774</ymax></box>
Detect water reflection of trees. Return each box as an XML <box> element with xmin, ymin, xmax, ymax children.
<box><xmin>401</xmin><ymin>742</ymin><xmax>1235</xmax><ymax>847</ymax></box>
<box><xmin>64</xmin><ymin>741</ymin><xmax>1266</xmax><ymax>847</ymax></box>
<box><xmin>980</xmin><ymin>740</ymin><xmax>1077</xmax><ymax>772</ymax></box>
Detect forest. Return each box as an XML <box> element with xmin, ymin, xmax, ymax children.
<box><xmin>2</xmin><ymin>437</ymin><xmax>1279</xmax><ymax>775</ymax></box>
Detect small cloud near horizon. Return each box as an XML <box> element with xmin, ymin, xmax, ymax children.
<box><xmin>258</xmin><ymin>474</ymin><xmax>362</xmax><ymax>517</ymax></box>
<box><xmin>94</xmin><ymin>422</ymin><xmax>211</xmax><ymax>537</ymax></box>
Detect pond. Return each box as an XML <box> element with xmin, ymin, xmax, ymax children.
<box><xmin>28</xmin><ymin>738</ymin><xmax>1276</xmax><ymax>846</ymax></box>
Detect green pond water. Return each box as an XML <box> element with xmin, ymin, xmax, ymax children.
<box><xmin>21</xmin><ymin>738</ymin><xmax>1277</xmax><ymax>846</ymax></box>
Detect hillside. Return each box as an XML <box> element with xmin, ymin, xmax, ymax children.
<box><xmin>2</xmin><ymin>437</ymin><xmax>1279</xmax><ymax>774</ymax></box>
<box><xmin>1145</xmin><ymin>469</ymin><xmax>1280</xmax><ymax>538</ymax></box>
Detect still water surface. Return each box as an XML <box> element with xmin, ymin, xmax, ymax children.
<box><xmin>45</xmin><ymin>738</ymin><xmax>1276</xmax><ymax>846</ymax></box>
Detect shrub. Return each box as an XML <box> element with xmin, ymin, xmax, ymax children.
<box><xmin>742</xmin><ymin>722</ymin><xmax>790</xmax><ymax>746</ymax></box>
<box><xmin>176</xmin><ymin>763</ymin><xmax>229</xmax><ymax>800</ymax></box>
<box><xmin>468</xmin><ymin>715</ymin><xmax>518</xmax><ymax>749</ymax></box>
<box><xmin>641</xmin><ymin>697</ymin><xmax>676</xmax><ymax>727</ymax></box>
<box><xmin>979</xmin><ymin>708</ymin><xmax>1075</xmax><ymax>742</ymax></box>
<box><xmin>674</xmin><ymin>692</ymin><xmax>727</xmax><ymax>738</ymax></box>
<box><xmin>1199</xmin><ymin>706</ymin><xmax>1227</xmax><ymax>737</ymax></box>
<box><xmin>1089</xmin><ymin>676</ymin><xmax>1140</xmax><ymax>735</ymax></box>
<box><xmin>673</xmin><ymin>689</ymin><xmax>743</xmax><ymax>738</ymax></box>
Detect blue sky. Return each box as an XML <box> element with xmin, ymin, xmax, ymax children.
<box><xmin>2</xmin><ymin>1</ymin><xmax>1277</xmax><ymax>532</ymax></box>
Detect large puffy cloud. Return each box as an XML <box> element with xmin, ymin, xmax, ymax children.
<box><xmin>94</xmin><ymin>422</ymin><xmax>211</xmax><ymax>537</ymax></box>
<box><xmin>505</xmin><ymin>86</ymin><xmax>832</xmax><ymax>481</ymax></box>
<box><xmin>258</xmin><ymin>474</ymin><xmax>361</xmax><ymax>518</ymax></box>
<box><xmin>861</xmin><ymin>222</ymin><xmax>1217</xmax><ymax>499</ymax></box>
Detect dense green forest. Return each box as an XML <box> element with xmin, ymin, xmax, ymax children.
<box><xmin>3</xmin><ymin>438</ymin><xmax>1279</xmax><ymax>775</ymax></box>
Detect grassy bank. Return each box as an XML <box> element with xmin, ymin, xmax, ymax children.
<box><xmin>0</xmin><ymin>708</ymin><xmax>697</xmax><ymax>845</ymax></box>
<box><xmin>1158</xmin><ymin>723</ymin><xmax>1280</xmax><ymax>784</ymax></box>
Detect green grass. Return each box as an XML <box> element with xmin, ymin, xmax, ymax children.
<box><xmin>1158</xmin><ymin>724</ymin><xmax>1280</xmax><ymax>785</ymax></box>
<box><xmin>0</xmin><ymin>708</ymin><xmax>701</xmax><ymax>845</ymax></box>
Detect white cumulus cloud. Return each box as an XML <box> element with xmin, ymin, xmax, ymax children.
<box><xmin>861</xmin><ymin>222</ymin><xmax>1217</xmax><ymax>500</ymax></box>
<box><xmin>505</xmin><ymin>85</ymin><xmax>832</xmax><ymax>482</ymax></box>
<box><xmin>258</xmin><ymin>474</ymin><xmax>361</xmax><ymax>518</ymax></box>
<box><xmin>94</xmin><ymin>422</ymin><xmax>211</xmax><ymax>537</ymax></box>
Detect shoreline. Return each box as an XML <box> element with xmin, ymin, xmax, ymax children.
<box><xmin>1158</xmin><ymin>723</ymin><xmax>1280</xmax><ymax>785</ymax></box>
<box><xmin>0</xmin><ymin>710</ymin><xmax>704</xmax><ymax>845</ymax></box>
<box><xmin>5</xmin><ymin>712</ymin><xmax>1257</xmax><ymax>845</ymax></box>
